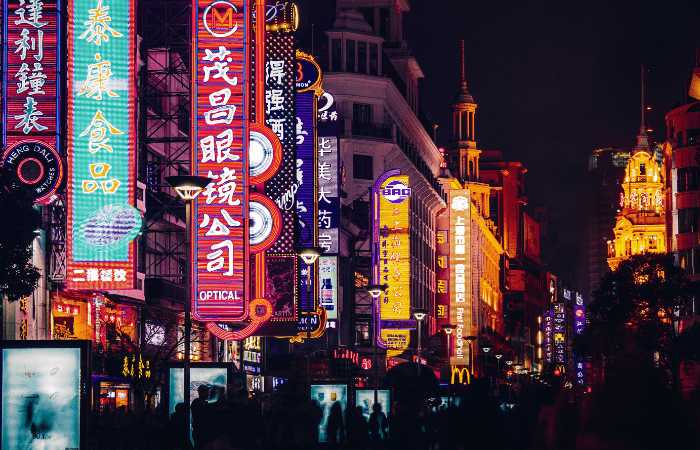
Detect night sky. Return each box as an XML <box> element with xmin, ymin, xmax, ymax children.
<box><xmin>294</xmin><ymin>0</ymin><xmax>700</xmax><ymax>295</ymax></box>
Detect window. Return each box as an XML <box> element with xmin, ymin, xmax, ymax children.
<box><xmin>358</xmin><ymin>41</ymin><xmax>367</xmax><ymax>74</ymax></box>
<box><xmin>146</xmin><ymin>324</ymin><xmax>166</xmax><ymax>346</ymax></box>
<box><xmin>678</xmin><ymin>207</ymin><xmax>699</xmax><ymax>234</ymax></box>
<box><xmin>676</xmin><ymin>131</ymin><xmax>684</xmax><ymax>147</ymax></box>
<box><xmin>346</xmin><ymin>39</ymin><xmax>355</xmax><ymax>73</ymax></box>
<box><xmin>688</xmin><ymin>128</ymin><xmax>700</xmax><ymax>146</ymax></box>
<box><xmin>677</xmin><ymin>166</ymin><xmax>700</xmax><ymax>192</ymax></box>
<box><xmin>331</xmin><ymin>39</ymin><xmax>341</xmax><ymax>71</ymax></box>
<box><xmin>353</xmin><ymin>154</ymin><xmax>373</xmax><ymax>180</ymax></box>
<box><xmin>379</xmin><ymin>7</ymin><xmax>389</xmax><ymax>41</ymax></box>
<box><xmin>679</xmin><ymin>249</ymin><xmax>700</xmax><ymax>274</ymax></box>
<box><xmin>639</xmin><ymin>164</ymin><xmax>646</xmax><ymax>176</ymax></box>
<box><xmin>353</xmin><ymin>103</ymin><xmax>372</xmax><ymax>123</ymax></box>
<box><xmin>369</xmin><ymin>43</ymin><xmax>378</xmax><ymax>75</ymax></box>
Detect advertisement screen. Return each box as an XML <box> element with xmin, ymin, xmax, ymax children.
<box><xmin>310</xmin><ymin>384</ymin><xmax>347</xmax><ymax>442</ymax></box>
<box><xmin>355</xmin><ymin>389</ymin><xmax>390</xmax><ymax>424</ymax></box>
<box><xmin>167</xmin><ymin>367</ymin><xmax>227</xmax><ymax>414</ymax></box>
<box><xmin>66</xmin><ymin>0</ymin><xmax>139</xmax><ymax>290</ymax></box>
<box><xmin>1</xmin><ymin>346</ymin><xmax>83</xmax><ymax>450</ymax></box>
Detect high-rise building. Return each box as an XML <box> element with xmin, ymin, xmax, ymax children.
<box><xmin>666</xmin><ymin>48</ymin><xmax>700</xmax><ymax>280</ymax></box>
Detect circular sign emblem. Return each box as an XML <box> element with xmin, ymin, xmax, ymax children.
<box><xmin>381</xmin><ymin>180</ymin><xmax>411</xmax><ymax>204</ymax></box>
<box><xmin>2</xmin><ymin>140</ymin><xmax>63</xmax><ymax>205</ymax></box>
<box><xmin>295</xmin><ymin>52</ymin><xmax>322</xmax><ymax>92</ymax></box>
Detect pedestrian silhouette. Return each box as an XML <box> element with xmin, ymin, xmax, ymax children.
<box><xmin>327</xmin><ymin>401</ymin><xmax>345</xmax><ymax>444</ymax></box>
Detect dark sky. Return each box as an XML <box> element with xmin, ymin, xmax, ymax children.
<box><xmin>294</xmin><ymin>0</ymin><xmax>700</xmax><ymax>295</ymax></box>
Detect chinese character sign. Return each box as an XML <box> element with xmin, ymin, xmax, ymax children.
<box><xmin>192</xmin><ymin>0</ymin><xmax>249</xmax><ymax>321</ymax></box>
<box><xmin>574</xmin><ymin>302</ymin><xmax>585</xmax><ymax>385</ymax></box>
<box><xmin>67</xmin><ymin>0</ymin><xmax>139</xmax><ymax>290</ymax></box>
<box><xmin>372</xmin><ymin>172</ymin><xmax>411</xmax><ymax>356</ymax></box>
<box><xmin>316</xmin><ymin>91</ymin><xmax>340</xmax><ymax>256</ymax></box>
<box><xmin>449</xmin><ymin>189</ymin><xmax>471</xmax><ymax>366</ymax></box>
<box><xmin>544</xmin><ymin>311</ymin><xmax>553</xmax><ymax>364</ymax></box>
<box><xmin>318</xmin><ymin>256</ymin><xmax>338</xmax><ymax>320</ymax></box>
<box><xmin>3</xmin><ymin>0</ymin><xmax>60</xmax><ymax>150</ymax></box>
<box><xmin>553</xmin><ymin>303</ymin><xmax>566</xmax><ymax>365</ymax></box>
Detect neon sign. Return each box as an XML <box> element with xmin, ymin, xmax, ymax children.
<box><xmin>66</xmin><ymin>0</ymin><xmax>139</xmax><ymax>290</ymax></box>
<box><xmin>372</xmin><ymin>170</ymin><xmax>411</xmax><ymax>356</ymax></box>
<box><xmin>192</xmin><ymin>0</ymin><xmax>249</xmax><ymax>320</ymax></box>
<box><xmin>449</xmin><ymin>190</ymin><xmax>471</xmax><ymax>366</ymax></box>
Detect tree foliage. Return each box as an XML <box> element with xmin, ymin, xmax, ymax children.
<box><xmin>576</xmin><ymin>253</ymin><xmax>696</xmax><ymax>368</ymax></box>
<box><xmin>99</xmin><ymin>306</ymin><xmax>210</xmax><ymax>412</ymax></box>
<box><xmin>0</xmin><ymin>169</ymin><xmax>41</xmax><ymax>302</ymax></box>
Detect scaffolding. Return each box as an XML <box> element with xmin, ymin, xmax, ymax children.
<box><xmin>137</xmin><ymin>0</ymin><xmax>192</xmax><ymax>286</ymax></box>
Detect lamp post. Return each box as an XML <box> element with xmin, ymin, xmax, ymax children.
<box><xmin>465</xmin><ymin>336</ymin><xmax>477</xmax><ymax>376</ymax></box>
<box><xmin>365</xmin><ymin>284</ymin><xmax>388</xmax><ymax>406</ymax></box>
<box><xmin>165</xmin><ymin>176</ymin><xmax>211</xmax><ymax>431</ymax></box>
<box><xmin>495</xmin><ymin>353</ymin><xmax>503</xmax><ymax>393</ymax></box>
<box><xmin>514</xmin><ymin>364</ymin><xmax>522</xmax><ymax>392</ymax></box>
<box><xmin>412</xmin><ymin>309</ymin><xmax>429</xmax><ymax>376</ymax></box>
<box><xmin>505</xmin><ymin>359</ymin><xmax>514</xmax><ymax>406</ymax></box>
<box><xmin>441</xmin><ymin>324</ymin><xmax>456</xmax><ymax>405</ymax></box>
<box><xmin>482</xmin><ymin>346</ymin><xmax>491</xmax><ymax>380</ymax></box>
<box><xmin>295</xmin><ymin>246</ymin><xmax>324</xmax><ymax>397</ymax></box>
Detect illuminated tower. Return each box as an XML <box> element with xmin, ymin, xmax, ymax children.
<box><xmin>607</xmin><ymin>68</ymin><xmax>667</xmax><ymax>270</ymax></box>
<box><xmin>446</xmin><ymin>40</ymin><xmax>480</xmax><ymax>183</ymax></box>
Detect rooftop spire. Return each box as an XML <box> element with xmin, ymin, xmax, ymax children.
<box><xmin>452</xmin><ymin>39</ymin><xmax>474</xmax><ymax>104</ymax></box>
<box><xmin>635</xmin><ymin>65</ymin><xmax>650</xmax><ymax>151</ymax></box>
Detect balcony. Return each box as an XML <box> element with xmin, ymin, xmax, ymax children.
<box><xmin>341</xmin><ymin>120</ymin><xmax>392</xmax><ymax>140</ymax></box>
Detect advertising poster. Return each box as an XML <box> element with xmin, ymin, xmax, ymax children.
<box><xmin>355</xmin><ymin>389</ymin><xmax>390</xmax><ymax>423</ymax></box>
<box><xmin>310</xmin><ymin>384</ymin><xmax>347</xmax><ymax>442</ymax></box>
<box><xmin>318</xmin><ymin>256</ymin><xmax>338</xmax><ymax>320</ymax></box>
<box><xmin>167</xmin><ymin>366</ymin><xmax>227</xmax><ymax>414</ymax></box>
<box><xmin>449</xmin><ymin>189</ymin><xmax>471</xmax><ymax>365</ymax></box>
<box><xmin>1</xmin><ymin>341</ymin><xmax>90</xmax><ymax>450</ymax></box>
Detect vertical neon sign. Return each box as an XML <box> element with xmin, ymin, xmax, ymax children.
<box><xmin>2</xmin><ymin>0</ymin><xmax>60</xmax><ymax>151</ymax></box>
<box><xmin>191</xmin><ymin>0</ymin><xmax>249</xmax><ymax>321</ymax></box>
<box><xmin>66</xmin><ymin>0</ymin><xmax>138</xmax><ymax>290</ymax></box>
<box><xmin>449</xmin><ymin>189</ymin><xmax>471</xmax><ymax>366</ymax></box>
<box><xmin>372</xmin><ymin>171</ymin><xmax>412</xmax><ymax>356</ymax></box>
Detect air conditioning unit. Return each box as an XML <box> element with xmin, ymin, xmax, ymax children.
<box><xmin>136</xmin><ymin>181</ymin><xmax>146</xmax><ymax>214</ymax></box>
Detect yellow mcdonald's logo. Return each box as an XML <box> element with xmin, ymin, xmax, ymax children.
<box><xmin>555</xmin><ymin>364</ymin><xmax>566</xmax><ymax>374</ymax></box>
<box><xmin>212</xmin><ymin>7</ymin><xmax>233</xmax><ymax>28</ymax></box>
<box><xmin>451</xmin><ymin>365</ymin><xmax>470</xmax><ymax>385</ymax></box>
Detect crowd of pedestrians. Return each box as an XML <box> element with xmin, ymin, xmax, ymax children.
<box><xmin>90</xmin><ymin>383</ymin><xmax>503</xmax><ymax>450</ymax></box>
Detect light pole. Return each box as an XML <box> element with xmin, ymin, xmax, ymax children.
<box><xmin>412</xmin><ymin>309</ymin><xmax>429</xmax><ymax>377</ymax></box>
<box><xmin>295</xmin><ymin>246</ymin><xmax>324</xmax><ymax>397</ymax></box>
<box><xmin>514</xmin><ymin>364</ymin><xmax>522</xmax><ymax>392</ymax></box>
<box><xmin>482</xmin><ymin>346</ymin><xmax>491</xmax><ymax>380</ymax></box>
<box><xmin>365</xmin><ymin>284</ymin><xmax>388</xmax><ymax>406</ymax></box>
<box><xmin>495</xmin><ymin>353</ymin><xmax>503</xmax><ymax>393</ymax></box>
<box><xmin>165</xmin><ymin>176</ymin><xmax>211</xmax><ymax>429</ymax></box>
<box><xmin>441</xmin><ymin>324</ymin><xmax>456</xmax><ymax>405</ymax></box>
<box><xmin>465</xmin><ymin>336</ymin><xmax>477</xmax><ymax>376</ymax></box>
<box><xmin>505</xmin><ymin>359</ymin><xmax>514</xmax><ymax>406</ymax></box>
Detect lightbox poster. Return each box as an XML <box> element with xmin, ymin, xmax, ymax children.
<box><xmin>355</xmin><ymin>389</ymin><xmax>389</xmax><ymax>423</ymax></box>
<box><xmin>316</xmin><ymin>91</ymin><xmax>340</xmax><ymax>255</ymax></box>
<box><xmin>318</xmin><ymin>256</ymin><xmax>338</xmax><ymax>320</ymax></box>
<box><xmin>372</xmin><ymin>172</ymin><xmax>411</xmax><ymax>356</ymax></box>
<box><xmin>66</xmin><ymin>0</ymin><xmax>139</xmax><ymax>290</ymax></box>
<box><xmin>2</xmin><ymin>0</ymin><xmax>60</xmax><ymax>152</ymax></box>
<box><xmin>2</xmin><ymin>347</ymin><xmax>81</xmax><ymax>450</ymax></box>
<box><xmin>191</xmin><ymin>0</ymin><xmax>249</xmax><ymax>321</ymax></box>
<box><xmin>310</xmin><ymin>384</ymin><xmax>347</xmax><ymax>443</ymax></box>
<box><xmin>449</xmin><ymin>189</ymin><xmax>471</xmax><ymax>366</ymax></box>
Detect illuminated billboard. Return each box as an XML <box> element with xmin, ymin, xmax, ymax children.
<box><xmin>2</xmin><ymin>0</ymin><xmax>61</xmax><ymax>162</ymax></box>
<box><xmin>355</xmin><ymin>390</ymin><xmax>390</xmax><ymax>425</ymax></box>
<box><xmin>316</xmin><ymin>91</ymin><xmax>340</xmax><ymax>256</ymax></box>
<box><xmin>66</xmin><ymin>0</ymin><xmax>139</xmax><ymax>290</ymax></box>
<box><xmin>449</xmin><ymin>189</ymin><xmax>471</xmax><ymax>366</ymax></box>
<box><xmin>544</xmin><ymin>311</ymin><xmax>553</xmax><ymax>364</ymax></box>
<box><xmin>1</xmin><ymin>340</ymin><xmax>90</xmax><ymax>450</ymax></box>
<box><xmin>574</xmin><ymin>293</ymin><xmax>585</xmax><ymax>385</ymax></box>
<box><xmin>372</xmin><ymin>170</ymin><xmax>412</xmax><ymax>356</ymax></box>
<box><xmin>318</xmin><ymin>256</ymin><xmax>338</xmax><ymax>320</ymax></box>
<box><xmin>191</xmin><ymin>0</ymin><xmax>249</xmax><ymax>321</ymax></box>
<box><xmin>553</xmin><ymin>303</ymin><xmax>566</xmax><ymax>366</ymax></box>
<box><xmin>310</xmin><ymin>384</ymin><xmax>347</xmax><ymax>443</ymax></box>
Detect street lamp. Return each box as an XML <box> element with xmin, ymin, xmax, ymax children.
<box><xmin>412</xmin><ymin>309</ymin><xmax>429</xmax><ymax>376</ymax></box>
<box><xmin>165</xmin><ymin>175</ymin><xmax>211</xmax><ymax>430</ymax></box>
<box><xmin>295</xmin><ymin>246</ymin><xmax>324</xmax><ymax>397</ymax></box>
<box><xmin>505</xmin><ymin>359</ymin><xmax>514</xmax><ymax>405</ymax></box>
<box><xmin>495</xmin><ymin>353</ymin><xmax>503</xmax><ymax>391</ymax></box>
<box><xmin>465</xmin><ymin>336</ymin><xmax>477</xmax><ymax>376</ymax></box>
<box><xmin>365</xmin><ymin>284</ymin><xmax>388</xmax><ymax>406</ymax></box>
<box><xmin>441</xmin><ymin>324</ymin><xmax>456</xmax><ymax>405</ymax></box>
<box><xmin>514</xmin><ymin>364</ymin><xmax>523</xmax><ymax>391</ymax></box>
<box><xmin>482</xmin><ymin>346</ymin><xmax>491</xmax><ymax>379</ymax></box>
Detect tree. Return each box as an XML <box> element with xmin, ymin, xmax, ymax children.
<box><xmin>576</xmin><ymin>252</ymin><xmax>696</xmax><ymax>375</ymax></box>
<box><xmin>99</xmin><ymin>305</ymin><xmax>211</xmax><ymax>412</ymax></box>
<box><xmin>0</xmin><ymin>168</ymin><xmax>41</xmax><ymax>302</ymax></box>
